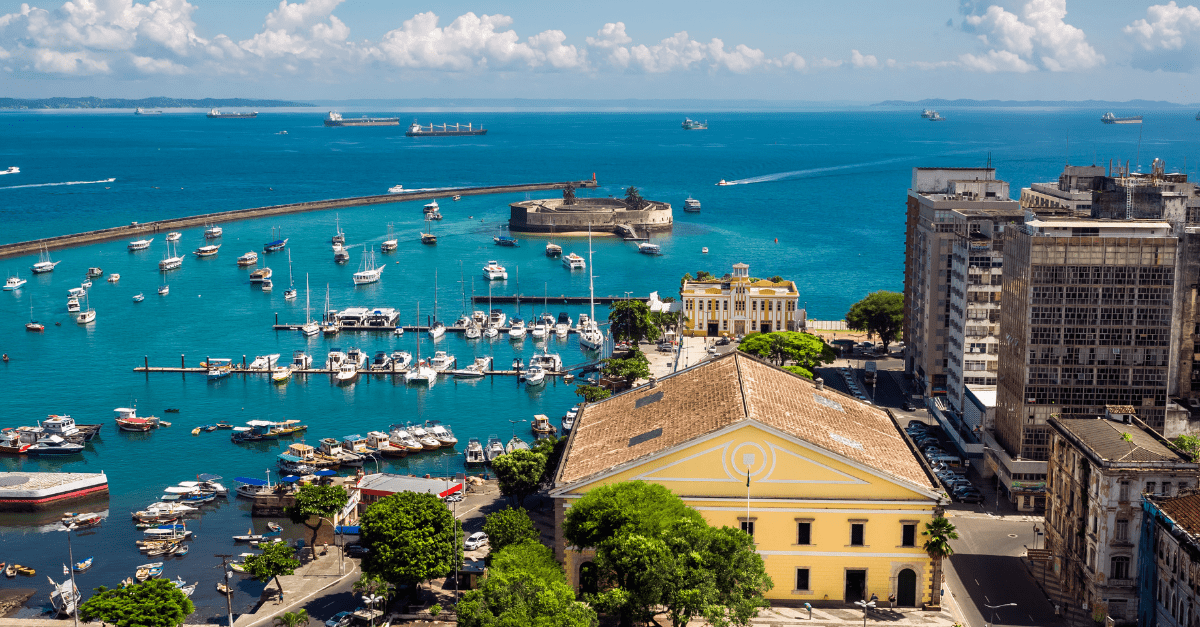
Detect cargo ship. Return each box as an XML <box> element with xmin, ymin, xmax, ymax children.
<box><xmin>1101</xmin><ymin>112</ymin><xmax>1142</xmax><ymax>125</ymax></box>
<box><xmin>406</xmin><ymin>121</ymin><xmax>486</xmax><ymax>137</ymax></box>
<box><xmin>134</xmin><ymin>108</ymin><xmax>162</xmax><ymax>115</ymax></box>
<box><xmin>681</xmin><ymin>118</ymin><xmax>707</xmax><ymax>130</ymax></box>
<box><xmin>325</xmin><ymin>112</ymin><xmax>400</xmax><ymax>127</ymax></box>
<box><xmin>208</xmin><ymin>108</ymin><xmax>257</xmax><ymax>118</ymax></box>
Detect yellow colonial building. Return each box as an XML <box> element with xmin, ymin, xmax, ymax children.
<box><xmin>551</xmin><ymin>352</ymin><xmax>943</xmax><ymax>607</ymax></box>
<box><xmin>680</xmin><ymin>263</ymin><xmax>803</xmax><ymax>337</ymax></box>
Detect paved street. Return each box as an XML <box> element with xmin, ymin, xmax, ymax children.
<box><xmin>943</xmin><ymin>514</ymin><xmax>1059</xmax><ymax>627</ymax></box>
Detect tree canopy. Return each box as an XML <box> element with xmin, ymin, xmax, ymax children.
<box><xmin>608</xmin><ymin>299</ymin><xmax>661</xmax><ymax>345</ymax></box>
<box><xmin>624</xmin><ymin>186</ymin><xmax>647</xmax><ymax>210</ymax></box>
<box><xmin>845</xmin><ymin>291</ymin><xmax>904</xmax><ymax>351</ymax></box>
<box><xmin>1173</xmin><ymin>434</ymin><xmax>1200</xmax><ymax>462</ymax></box>
<box><xmin>601</xmin><ymin>350</ymin><xmax>651</xmax><ymax>390</ymax></box>
<box><xmin>359</xmin><ymin>491</ymin><xmax>461</xmax><ymax>586</ymax></box>
<box><xmin>564</xmin><ymin>482</ymin><xmax>771</xmax><ymax>627</ymax></box>
<box><xmin>530</xmin><ymin>435</ymin><xmax>568</xmax><ymax>485</ymax></box>
<box><xmin>483</xmin><ymin>507</ymin><xmax>540</xmax><ymax>555</ymax></box>
<box><xmin>246</xmin><ymin>540</ymin><xmax>301</xmax><ymax>601</ymax></box>
<box><xmin>457</xmin><ymin>542</ymin><xmax>598</xmax><ymax>627</ymax></box>
<box><xmin>575</xmin><ymin>384</ymin><xmax>612</xmax><ymax>403</ymax></box>
<box><xmin>738</xmin><ymin>332</ymin><xmax>836</xmax><ymax>369</ymax></box>
<box><xmin>492</xmin><ymin>449</ymin><xmax>548</xmax><ymax>506</ymax></box>
<box><xmin>286</xmin><ymin>483</ymin><xmax>349</xmax><ymax>550</ymax></box>
<box><xmin>79</xmin><ymin>578</ymin><xmax>195</xmax><ymax>627</ymax></box>
<box><xmin>272</xmin><ymin>609</ymin><xmax>312</xmax><ymax>627</ymax></box>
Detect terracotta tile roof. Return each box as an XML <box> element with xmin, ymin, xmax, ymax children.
<box><xmin>555</xmin><ymin>352</ymin><xmax>935</xmax><ymax>491</ymax></box>
<box><xmin>1155</xmin><ymin>494</ymin><xmax>1200</xmax><ymax>536</ymax></box>
<box><xmin>1054</xmin><ymin>418</ymin><xmax>1188</xmax><ymax>464</ymax></box>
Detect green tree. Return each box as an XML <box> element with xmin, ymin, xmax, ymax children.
<box><xmin>1173</xmin><ymin>434</ymin><xmax>1200</xmax><ymax>462</ymax></box>
<box><xmin>79</xmin><ymin>578</ymin><xmax>195</xmax><ymax>627</ymax></box>
<box><xmin>575</xmin><ymin>384</ymin><xmax>611</xmax><ymax>403</ymax></box>
<box><xmin>245</xmin><ymin>540</ymin><xmax>301</xmax><ymax>602</ymax></box>
<box><xmin>624</xmin><ymin>186</ymin><xmax>646</xmax><ymax>210</ymax></box>
<box><xmin>608</xmin><ymin>299</ymin><xmax>661</xmax><ymax>345</ymax></box>
<box><xmin>601</xmin><ymin>350</ymin><xmax>651</xmax><ymax>389</ymax></box>
<box><xmin>696</xmin><ymin>271</ymin><xmax>714</xmax><ymax>281</ymax></box>
<box><xmin>483</xmin><ymin>507</ymin><xmax>540</xmax><ymax>554</ymax></box>
<box><xmin>922</xmin><ymin>517</ymin><xmax>959</xmax><ymax>609</ymax></box>
<box><xmin>492</xmin><ymin>449</ymin><xmax>548</xmax><ymax>506</ymax></box>
<box><xmin>655</xmin><ymin>520</ymin><xmax>772</xmax><ymax>627</ymax></box>
<box><xmin>782</xmin><ymin>365</ymin><xmax>814</xmax><ymax>380</ymax></box>
<box><xmin>359</xmin><ymin>491</ymin><xmax>461</xmax><ymax>587</ymax></box>
<box><xmin>845</xmin><ymin>291</ymin><xmax>904</xmax><ymax>351</ymax></box>
<box><xmin>286</xmin><ymin>483</ymin><xmax>349</xmax><ymax>552</ymax></box>
<box><xmin>531</xmin><ymin>435</ymin><xmax>569</xmax><ymax>485</ymax></box>
<box><xmin>458</xmin><ymin>542</ymin><xmax>598</xmax><ymax>627</ymax></box>
<box><xmin>564</xmin><ymin>481</ymin><xmax>704</xmax><ymax>549</ymax></box>
<box><xmin>739</xmin><ymin>332</ymin><xmax>836</xmax><ymax>368</ymax></box>
<box><xmin>352</xmin><ymin>573</ymin><xmax>395</xmax><ymax>612</ymax></box>
<box><xmin>272</xmin><ymin>609</ymin><xmax>312</xmax><ymax>627</ymax></box>
<box><xmin>767</xmin><ymin>275</ymin><xmax>784</xmax><ymax>283</ymax></box>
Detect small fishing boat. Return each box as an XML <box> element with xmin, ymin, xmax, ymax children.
<box><xmin>505</xmin><ymin>435</ymin><xmax>530</xmax><ymax>453</ymax></box>
<box><xmin>170</xmin><ymin>543</ymin><xmax>189</xmax><ymax>556</ymax></box>
<box><xmin>158</xmin><ymin>284</ymin><xmax>169</xmax><ymax>296</ymax></box>
<box><xmin>15</xmin><ymin>565</ymin><xmax>35</xmax><ymax>577</ymax></box>
<box><xmin>74</xmin><ymin>557</ymin><xmax>93</xmax><ymax>572</ymax></box>
<box><xmin>108</xmin><ymin>273</ymin><xmax>121</xmax><ymax>282</ymax></box>
<box><xmin>86</xmin><ymin>267</ymin><xmax>104</xmax><ymax>278</ymax></box>
<box><xmin>166</xmin><ymin>232</ymin><xmax>182</xmax><ymax>241</ymax></box>
<box><xmin>128</xmin><ymin>238</ymin><xmax>154</xmax><ymax>251</ymax></box>
<box><xmin>237</xmin><ymin>251</ymin><xmax>258</xmax><ymax>267</ymax></box>
<box><xmin>465</xmin><ymin>438</ymin><xmax>486</xmax><ymax>467</ymax></box>
<box><xmin>49</xmin><ymin>575</ymin><xmax>81</xmax><ymax>616</ymax></box>
<box><xmin>233</xmin><ymin>527</ymin><xmax>266</xmax><ymax>542</ymax></box>
<box><xmin>4</xmin><ymin>564</ymin><xmax>15</xmax><ymax>578</ymax></box>
<box><xmin>62</xmin><ymin>512</ymin><xmax>103</xmax><ymax>528</ymax></box>
<box><xmin>485</xmin><ymin>435</ymin><xmax>505</xmax><ymax>463</ymax></box>
<box><xmin>531</xmin><ymin>414</ymin><xmax>557</xmax><ymax>435</ymax></box>
<box><xmin>194</xmin><ymin>244</ymin><xmax>220</xmax><ymax>257</ymax></box>
<box><xmin>267</xmin><ymin>521</ymin><xmax>282</xmax><ymax>533</ymax></box>
<box><xmin>204</xmin><ymin>224</ymin><xmax>223</xmax><ymax>239</ymax></box>
<box><xmin>216</xmin><ymin>581</ymin><xmax>232</xmax><ymax>595</ymax></box>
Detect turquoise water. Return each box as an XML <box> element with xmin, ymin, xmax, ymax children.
<box><xmin>0</xmin><ymin>108</ymin><xmax>1195</xmax><ymax>618</ymax></box>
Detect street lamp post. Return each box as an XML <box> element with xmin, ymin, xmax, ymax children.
<box><xmin>983</xmin><ymin>602</ymin><xmax>1018</xmax><ymax>625</ymax></box>
<box><xmin>61</xmin><ymin>522</ymin><xmax>79</xmax><ymax>627</ymax></box>
<box><xmin>853</xmin><ymin>599</ymin><xmax>876</xmax><ymax>627</ymax></box>
<box><xmin>215</xmin><ymin>554</ymin><xmax>235</xmax><ymax>627</ymax></box>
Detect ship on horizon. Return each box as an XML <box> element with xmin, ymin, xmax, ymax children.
<box><xmin>208</xmin><ymin>108</ymin><xmax>257</xmax><ymax>118</ymax></box>
<box><xmin>681</xmin><ymin>118</ymin><xmax>707</xmax><ymax>130</ymax></box>
<box><xmin>406</xmin><ymin>120</ymin><xmax>487</xmax><ymax>136</ymax></box>
<box><xmin>324</xmin><ymin>112</ymin><xmax>400</xmax><ymax>127</ymax></box>
<box><xmin>134</xmin><ymin>108</ymin><xmax>162</xmax><ymax>115</ymax></box>
<box><xmin>1101</xmin><ymin>112</ymin><xmax>1142</xmax><ymax>124</ymax></box>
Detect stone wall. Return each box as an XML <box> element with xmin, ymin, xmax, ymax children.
<box><xmin>509</xmin><ymin>197</ymin><xmax>673</xmax><ymax>234</ymax></box>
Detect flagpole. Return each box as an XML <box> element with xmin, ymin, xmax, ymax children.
<box><xmin>746</xmin><ymin>465</ymin><xmax>751</xmax><ymax>535</ymax></box>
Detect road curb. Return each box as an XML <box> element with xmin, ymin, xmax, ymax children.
<box><xmin>235</xmin><ymin>557</ymin><xmax>359</xmax><ymax>627</ymax></box>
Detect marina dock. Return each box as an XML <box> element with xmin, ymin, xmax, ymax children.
<box><xmin>0</xmin><ymin>178</ymin><xmax>598</xmax><ymax>260</ymax></box>
<box><xmin>469</xmin><ymin>294</ymin><xmax>649</xmax><ymax>305</ymax></box>
<box><xmin>133</xmin><ymin>364</ymin><xmax>578</xmax><ymax>378</ymax></box>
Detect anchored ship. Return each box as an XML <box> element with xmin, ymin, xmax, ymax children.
<box><xmin>681</xmin><ymin>118</ymin><xmax>707</xmax><ymax>130</ymax></box>
<box><xmin>406</xmin><ymin>121</ymin><xmax>487</xmax><ymax>137</ymax></box>
<box><xmin>324</xmin><ymin>112</ymin><xmax>400</xmax><ymax>127</ymax></box>
<box><xmin>208</xmin><ymin>109</ymin><xmax>257</xmax><ymax>118</ymax></box>
<box><xmin>1101</xmin><ymin>112</ymin><xmax>1142</xmax><ymax>124</ymax></box>
<box><xmin>134</xmin><ymin>108</ymin><xmax>162</xmax><ymax>115</ymax></box>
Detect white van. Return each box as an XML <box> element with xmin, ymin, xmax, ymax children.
<box><xmin>929</xmin><ymin>455</ymin><xmax>963</xmax><ymax>470</ymax></box>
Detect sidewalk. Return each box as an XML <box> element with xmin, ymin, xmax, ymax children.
<box><xmin>1021</xmin><ymin>554</ymin><xmax>1085</xmax><ymax>627</ymax></box>
<box><xmin>680</xmin><ymin>606</ymin><xmax>958</xmax><ymax>626</ymax></box>
<box><xmin>234</xmin><ymin>551</ymin><xmax>359</xmax><ymax>627</ymax></box>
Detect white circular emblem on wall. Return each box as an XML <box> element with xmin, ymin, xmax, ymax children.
<box><xmin>729</xmin><ymin>442</ymin><xmax>769</xmax><ymax>478</ymax></box>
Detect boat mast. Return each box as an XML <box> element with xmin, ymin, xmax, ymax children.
<box><xmin>416</xmin><ymin>302</ymin><xmax>422</xmax><ymax>362</ymax></box>
<box><xmin>305</xmin><ymin>274</ymin><xmax>311</xmax><ymax>325</ymax></box>
<box><xmin>460</xmin><ymin>261</ymin><xmax>466</xmax><ymax>316</ymax></box>
<box><xmin>288</xmin><ymin>250</ymin><xmax>294</xmax><ymax>288</ymax></box>
<box><xmin>433</xmin><ymin>269</ymin><xmax>438</xmax><ymax>325</ymax></box>
<box><xmin>588</xmin><ymin>224</ymin><xmax>595</xmax><ymax>324</ymax></box>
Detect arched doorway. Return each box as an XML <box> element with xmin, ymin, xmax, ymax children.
<box><xmin>579</xmin><ymin>561</ymin><xmax>598</xmax><ymax>595</ymax></box>
<box><xmin>896</xmin><ymin>568</ymin><xmax>917</xmax><ymax>607</ymax></box>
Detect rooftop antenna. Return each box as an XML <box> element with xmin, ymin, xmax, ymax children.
<box><xmin>1065</xmin><ymin>131</ymin><xmax>1069</xmax><ymax>167</ymax></box>
<box><xmin>1137</xmin><ymin>125</ymin><xmax>1143</xmax><ymax>171</ymax></box>
<box><xmin>985</xmin><ymin>151</ymin><xmax>992</xmax><ymax>169</ymax></box>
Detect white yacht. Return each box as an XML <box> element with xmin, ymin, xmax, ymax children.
<box><xmin>683</xmin><ymin>197</ymin><xmax>701</xmax><ymax>212</ymax></box>
<box><xmin>325</xmin><ymin>349</ymin><xmax>347</xmax><ymax>370</ymax></box>
<box><xmin>579</xmin><ymin>319</ymin><xmax>603</xmax><ymax>350</ymax></box>
<box><xmin>346</xmin><ymin>348</ymin><xmax>368</xmax><ymax>369</ymax></box>
<box><xmin>248</xmin><ymin>354</ymin><xmax>280</xmax><ymax>370</ymax></box>
<box><xmin>107</xmin><ymin>273</ymin><xmax>120</xmax><ymax>282</ymax></box>
<box><xmin>521</xmin><ymin>364</ymin><xmax>546</xmax><ymax>386</ymax></box>
<box><xmin>391</xmin><ymin>351</ymin><xmax>413</xmax><ymax>369</ymax></box>
<box><xmin>128</xmin><ymin>238</ymin><xmax>154</xmax><ymax>251</ymax></box>
<box><xmin>428</xmin><ymin>320</ymin><xmax>446</xmax><ymax>339</ymax></box>
<box><xmin>423</xmin><ymin>200</ymin><xmax>439</xmax><ymax>214</ymax></box>
<box><xmin>472</xmin><ymin>310</ymin><xmax>488</xmax><ymax>327</ymax></box>
<box><xmin>387</xmin><ymin>184</ymin><xmax>404</xmax><ymax>193</ymax></box>
<box><xmin>562</xmin><ymin>253</ymin><xmax>586</xmax><ymax>270</ymax></box>
<box><xmin>335</xmin><ymin>362</ymin><xmax>358</xmax><ymax>385</ymax></box>
<box><xmin>166</xmin><ymin>232</ymin><xmax>182</xmax><ymax>241</ymax></box>
<box><xmin>488</xmin><ymin>309</ymin><xmax>507</xmax><ymax>329</ymax></box>
<box><xmin>133</xmin><ymin>293</ymin><xmax>144</xmax><ymax>302</ymax></box>
<box><xmin>508</xmin><ymin>317</ymin><xmax>527</xmax><ymax>339</ymax></box>
<box><xmin>66</xmin><ymin>297</ymin><xmax>80</xmax><ymax>313</ymax></box>
<box><xmin>31</xmin><ymin>247</ymin><xmax>60</xmax><ymax>274</ymax></box>
<box><xmin>3</xmin><ymin>275</ymin><xmax>26</xmax><ymax>291</ymax></box>
<box><xmin>404</xmin><ymin>359</ymin><xmax>437</xmax><ymax>385</ymax></box>
<box><xmin>530</xmin><ymin>321</ymin><xmax>548</xmax><ymax>340</ymax></box>
<box><xmin>531</xmin><ymin>350</ymin><xmax>563</xmax><ymax>371</ymax></box>
<box><xmin>352</xmin><ymin>251</ymin><xmax>384</xmax><ymax>285</ymax></box>
<box><xmin>159</xmin><ymin>241</ymin><xmax>184</xmax><ymax>272</ymax></box>
<box><xmin>455</xmin><ymin>356</ymin><xmax>492</xmax><ymax>378</ymax></box>
<box><xmin>292</xmin><ymin>350</ymin><xmax>313</xmax><ymax>369</ymax></box>
<box><xmin>237</xmin><ymin>251</ymin><xmax>258</xmax><ymax>267</ymax></box>
<box><xmin>427</xmin><ymin>422</ymin><xmax>458</xmax><ymax>446</ymax></box>
<box><xmin>429</xmin><ymin>351</ymin><xmax>456</xmax><ymax>372</ymax></box>
<box><xmin>482</xmin><ymin>261</ymin><xmax>508</xmax><ymax>281</ymax></box>
<box><xmin>555</xmin><ymin>313</ymin><xmax>572</xmax><ymax>337</ymax></box>
<box><xmin>158</xmin><ymin>284</ymin><xmax>169</xmax><ymax>296</ymax></box>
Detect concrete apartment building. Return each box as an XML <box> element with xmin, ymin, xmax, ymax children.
<box><xmin>1045</xmin><ymin>410</ymin><xmax>1198</xmax><ymax>626</ymax></box>
<box><xmin>903</xmin><ymin>168</ymin><xmax>1019</xmax><ymax>400</ymax></box>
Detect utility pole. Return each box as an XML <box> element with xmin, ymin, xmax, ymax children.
<box><xmin>61</xmin><ymin>522</ymin><xmax>79</xmax><ymax>627</ymax></box>
<box><xmin>215</xmin><ymin>554</ymin><xmax>234</xmax><ymax>627</ymax></box>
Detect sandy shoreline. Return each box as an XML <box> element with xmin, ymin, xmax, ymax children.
<box><xmin>509</xmin><ymin>230</ymin><xmax>619</xmax><ymax>237</ymax></box>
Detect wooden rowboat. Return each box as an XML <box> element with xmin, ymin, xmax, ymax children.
<box><xmin>16</xmin><ymin>565</ymin><xmax>35</xmax><ymax>577</ymax></box>
<box><xmin>5</xmin><ymin>564</ymin><xmax>15</xmax><ymax>578</ymax></box>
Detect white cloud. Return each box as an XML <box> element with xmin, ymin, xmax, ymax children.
<box><xmin>850</xmin><ymin>49</ymin><xmax>878</xmax><ymax>69</ymax></box>
<box><xmin>1125</xmin><ymin>2</ymin><xmax>1200</xmax><ymax>51</ymax></box>
<box><xmin>374</xmin><ymin>12</ymin><xmax>585</xmax><ymax>71</ymax></box>
<box><xmin>961</xmin><ymin>0</ymin><xmax>1102</xmax><ymax>71</ymax></box>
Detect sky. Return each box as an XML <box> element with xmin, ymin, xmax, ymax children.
<box><xmin>3</xmin><ymin>0</ymin><xmax>1200</xmax><ymax>102</ymax></box>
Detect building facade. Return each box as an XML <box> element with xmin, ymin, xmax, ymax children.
<box><xmin>903</xmin><ymin>167</ymin><xmax>1018</xmax><ymax>399</ymax></box>
<box><xmin>1045</xmin><ymin>411</ymin><xmax>1198</xmax><ymax>626</ymax></box>
<box><xmin>551</xmin><ymin>353</ymin><xmax>942</xmax><ymax>607</ymax></box>
<box><xmin>1140</xmin><ymin>493</ymin><xmax>1200</xmax><ymax>627</ymax></box>
<box><xmin>680</xmin><ymin>263</ymin><xmax>802</xmax><ymax>337</ymax></box>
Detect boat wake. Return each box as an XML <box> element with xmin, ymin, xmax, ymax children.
<box><xmin>720</xmin><ymin>156</ymin><xmax>920</xmax><ymax>186</ymax></box>
<box><xmin>0</xmin><ymin>177</ymin><xmax>116</xmax><ymax>190</ymax></box>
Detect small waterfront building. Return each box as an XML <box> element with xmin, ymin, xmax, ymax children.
<box><xmin>354</xmin><ymin>473</ymin><xmax>463</xmax><ymax>511</ymax></box>
<box><xmin>1045</xmin><ymin>410</ymin><xmax>1199</xmax><ymax>626</ymax></box>
<box><xmin>679</xmin><ymin>263</ymin><xmax>802</xmax><ymax>337</ymax></box>
<box><xmin>551</xmin><ymin>352</ymin><xmax>942</xmax><ymax>607</ymax></box>
<box><xmin>1140</xmin><ymin>492</ymin><xmax>1200</xmax><ymax>627</ymax></box>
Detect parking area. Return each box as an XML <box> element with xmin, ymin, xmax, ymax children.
<box><xmin>902</xmin><ymin>420</ymin><xmax>984</xmax><ymax>505</ymax></box>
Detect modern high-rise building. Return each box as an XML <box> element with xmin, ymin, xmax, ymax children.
<box><xmin>903</xmin><ymin>168</ymin><xmax>1019</xmax><ymax>399</ymax></box>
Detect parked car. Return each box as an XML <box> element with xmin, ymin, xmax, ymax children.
<box><xmin>716</xmin><ymin>337</ymin><xmax>731</xmax><ymax>346</ymax></box>
<box><xmin>326</xmin><ymin>611</ymin><xmax>354</xmax><ymax>627</ymax></box>
<box><xmin>445</xmin><ymin>493</ymin><xmax>463</xmax><ymax>503</ymax></box>
<box><xmin>901</xmin><ymin>400</ymin><xmax>916</xmax><ymax>411</ymax></box>
<box><xmin>465</xmin><ymin>532</ymin><xmax>489</xmax><ymax>550</ymax></box>
<box><xmin>344</xmin><ymin>543</ymin><xmax>369</xmax><ymax>558</ymax></box>
<box><xmin>956</xmin><ymin>491</ymin><xmax>984</xmax><ymax>504</ymax></box>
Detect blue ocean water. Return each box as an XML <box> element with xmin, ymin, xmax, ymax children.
<box><xmin>0</xmin><ymin>108</ymin><xmax>1194</xmax><ymax>618</ymax></box>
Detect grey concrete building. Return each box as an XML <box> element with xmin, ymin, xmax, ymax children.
<box><xmin>903</xmin><ymin>168</ymin><xmax>1019</xmax><ymax>400</ymax></box>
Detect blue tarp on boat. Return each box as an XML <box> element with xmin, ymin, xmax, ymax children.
<box><xmin>313</xmin><ymin>469</ymin><xmax>337</xmax><ymax>476</ymax></box>
<box><xmin>278</xmin><ymin>454</ymin><xmax>304</xmax><ymax>462</ymax></box>
<box><xmin>234</xmin><ymin>477</ymin><xmax>268</xmax><ymax>486</ymax></box>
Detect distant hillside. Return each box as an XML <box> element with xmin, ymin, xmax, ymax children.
<box><xmin>873</xmin><ymin>98</ymin><xmax>1196</xmax><ymax>108</ymax></box>
<box><xmin>0</xmin><ymin>97</ymin><xmax>312</xmax><ymax>110</ymax></box>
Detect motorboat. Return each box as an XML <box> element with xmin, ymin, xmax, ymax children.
<box><xmin>248</xmin><ymin>354</ymin><xmax>280</xmax><ymax>370</ymax></box>
<box><xmin>317</xmin><ymin>439</ymin><xmax>365</xmax><ymax>467</ymax></box>
<box><xmin>404</xmin><ymin>359</ymin><xmax>436</xmax><ymax>385</ymax></box>
<box><xmin>485</xmin><ymin>435</ymin><xmax>504</xmax><ymax>463</ymax></box>
<box><xmin>292</xmin><ymin>350</ymin><xmax>312</xmax><ymax>370</ymax></box>
<box><xmin>80</xmin><ymin>280</ymin><xmax>92</xmax><ymax>290</ymax></box>
<box><xmin>410</xmin><ymin>424</ymin><xmax>441</xmax><ymax>449</ymax></box>
<box><xmin>128</xmin><ymin>238</ymin><xmax>154</xmax><ymax>251</ymax></box>
<box><xmin>3</xmin><ymin>275</ymin><xmax>25</xmax><ymax>291</ymax></box>
<box><xmin>530</xmin><ymin>350</ymin><xmax>563</xmax><ymax>371</ymax></box>
<box><xmin>530</xmin><ymin>321</ymin><xmax>548</xmax><ymax>340</ymax></box>
<box><xmin>368</xmin><ymin>431</ymin><xmax>406</xmax><ymax>457</ymax></box>
<box><xmin>391</xmin><ymin>351</ymin><xmax>413</xmax><ymax>369</ymax></box>
<box><xmin>482</xmin><ymin>261</ymin><xmax>508</xmax><ymax>281</ymax></box>
<box><xmin>488</xmin><ymin>309</ymin><xmax>507</xmax><ymax>328</ymax></box>
<box><xmin>423</xmin><ymin>200</ymin><xmax>439</xmax><ymax>214</ymax></box>
<box><xmin>86</xmin><ymin>267</ymin><xmax>103</xmax><ymax>278</ymax></box>
<box><xmin>562</xmin><ymin>404</ymin><xmax>580</xmax><ymax>433</ymax></box>
<box><xmin>346</xmin><ymin>347</ymin><xmax>368</xmax><ymax>369</ymax></box>
<box><xmin>193</xmin><ymin>244</ymin><xmax>220</xmax><ymax>257</ymax></box>
<box><xmin>249</xmin><ymin>267</ymin><xmax>272</xmax><ymax>283</ymax></box>
<box><xmin>472</xmin><ymin>310</ymin><xmax>488</xmax><ymax>326</ymax></box>
<box><xmin>389</xmin><ymin>428</ymin><xmax>423</xmax><ymax>453</ymax></box>
<box><xmin>206</xmin><ymin>358</ymin><xmax>232</xmax><ymax>380</ymax></box>
<box><xmin>638</xmin><ymin>241</ymin><xmax>661</xmax><ymax>255</ymax></box>
<box><xmin>67</xmin><ymin>297</ymin><xmax>80</xmax><ymax>313</ymax></box>
<box><xmin>545</xmin><ymin>241</ymin><xmax>562</xmax><ymax>257</ymax></box>
<box><xmin>49</xmin><ymin>576</ymin><xmax>81</xmax><ymax>617</ymax></box>
<box><xmin>717</xmin><ymin>180</ymin><xmax>731</xmax><ymax>186</ymax></box>
<box><xmin>429</xmin><ymin>351</ymin><xmax>456</xmax><ymax>372</ymax></box>
<box><xmin>505</xmin><ymin>436</ymin><xmax>530</xmax><ymax>453</ymax></box>
<box><xmin>261</xmin><ymin>278</ymin><xmax>273</xmax><ymax>292</ymax></box>
<box><xmin>335</xmin><ymin>361</ymin><xmax>359</xmax><ymax>384</ymax></box>
<box><xmin>325</xmin><ymin>349</ymin><xmax>347</xmax><ymax>370</ymax></box>
<box><xmin>387</xmin><ymin>184</ymin><xmax>404</xmax><ymax>193</ymax></box>
<box><xmin>166</xmin><ymin>232</ymin><xmax>182</xmax><ymax>242</ymax></box>
<box><xmin>271</xmin><ymin>366</ymin><xmax>292</xmax><ymax>383</ymax></box>
<box><xmin>370</xmin><ymin>351</ymin><xmax>393</xmax><ymax>371</ymax></box>
<box><xmin>62</xmin><ymin>511</ymin><xmax>103</xmax><ymax>528</ymax></box>
<box><xmin>237</xmin><ymin>251</ymin><xmax>258</xmax><ymax>267</ymax></box>
<box><xmin>334</xmin><ymin>247</ymin><xmax>351</xmax><ymax>262</ymax></box>
<box><xmin>428</xmin><ymin>320</ymin><xmax>446</xmax><ymax>339</ymax></box>
<box><xmin>465</xmin><ymin>438</ymin><xmax>486</xmax><ymax>467</ymax></box>
<box><xmin>353</xmin><ymin>251</ymin><xmax>384</xmax><ymax>285</ymax></box>
<box><xmin>531</xmin><ymin>414</ymin><xmax>557</xmax><ymax>436</ymax></box>
<box><xmin>159</xmin><ymin>241</ymin><xmax>184</xmax><ymax>271</ymax></box>
<box><xmin>158</xmin><ymin>284</ymin><xmax>169</xmax><ymax>296</ymax></box>
<box><xmin>107</xmin><ymin>273</ymin><xmax>120</xmax><ymax>282</ymax></box>
<box><xmin>562</xmin><ymin>253</ymin><xmax>585</xmax><ymax>270</ymax></box>
<box><xmin>425</xmin><ymin>421</ymin><xmax>458</xmax><ymax>446</ymax></box>
<box><xmin>115</xmin><ymin>407</ymin><xmax>158</xmax><ymax>432</ymax></box>
<box><xmin>555</xmin><ymin>312</ymin><xmax>572</xmax><ymax>337</ymax></box>
<box><xmin>702</xmin><ymin>247</ymin><xmax>709</xmax><ymax>254</ymax></box>
<box><xmin>683</xmin><ymin>197</ymin><xmax>701</xmax><ymax>212</ymax></box>
<box><xmin>204</xmin><ymin>224</ymin><xmax>223</xmax><ymax>239</ymax></box>
<box><xmin>521</xmin><ymin>364</ymin><xmax>546</xmax><ymax>386</ymax></box>
<box><xmin>508</xmin><ymin>317</ymin><xmax>527</xmax><ymax>339</ymax></box>
<box><xmin>27</xmin><ymin>435</ymin><xmax>85</xmax><ymax>455</ymax></box>
<box><xmin>455</xmin><ymin>356</ymin><xmax>491</xmax><ymax>378</ymax></box>
<box><xmin>133</xmin><ymin>293</ymin><xmax>144</xmax><ymax>302</ymax></box>
<box><xmin>494</xmin><ymin>235</ymin><xmax>518</xmax><ymax>247</ymax></box>
<box><xmin>331</xmin><ymin>215</ymin><xmax>345</xmax><ymax>246</ymax></box>
<box><xmin>31</xmin><ymin>247</ymin><xmax>60</xmax><ymax>273</ymax></box>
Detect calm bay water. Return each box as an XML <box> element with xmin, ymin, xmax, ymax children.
<box><xmin>0</xmin><ymin>108</ymin><xmax>1196</xmax><ymax>619</ymax></box>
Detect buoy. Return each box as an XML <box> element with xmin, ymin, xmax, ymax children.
<box><xmin>774</xmin><ymin>238</ymin><xmax>778</xmax><ymax>243</ymax></box>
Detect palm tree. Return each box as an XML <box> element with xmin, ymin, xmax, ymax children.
<box><xmin>272</xmin><ymin>609</ymin><xmax>311</xmax><ymax>627</ymax></box>
<box><xmin>922</xmin><ymin>517</ymin><xmax>959</xmax><ymax>608</ymax></box>
<box><xmin>354</xmin><ymin>573</ymin><xmax>395</xmax><ymax>617</ymax></box>
<box><xmin>624</xmin><ymin>186</ymin><xmax>645</xmax><ymax>210</ymax></box>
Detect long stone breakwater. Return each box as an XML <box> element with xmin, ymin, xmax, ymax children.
<box><xmin>0</xmin><ymin>178</ymin><xmax>599</xmax><ymax>261</ymax></box>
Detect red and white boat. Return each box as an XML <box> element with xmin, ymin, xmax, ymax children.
<box><xmin>114</xmin><ymin>407</ymin><xmax>157</xmax><ymax>432</ymax></box>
